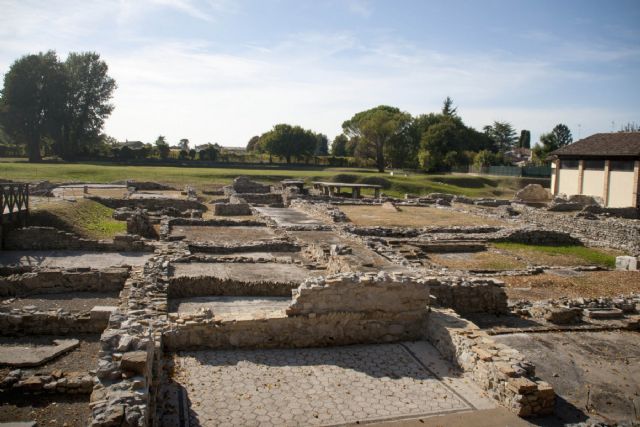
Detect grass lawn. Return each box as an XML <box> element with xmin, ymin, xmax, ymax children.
<box><xmin>0</xmin><ymin>159</ymin><xmax>545</xmax><ymax>198</ymax></box>
<box><xmin>493</xmin><ymin>242</ymin><xmax>618</xmax><ymax>268</ymax></box>
<box><xmin>30</xmin><ymin>198</ymin><xmax>126</xmax><ymax>240</ymax></box>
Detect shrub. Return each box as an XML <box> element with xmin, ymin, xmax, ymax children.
<box><xmin>360</xmin><ymin>176</ymin><xmax>391</xmax><ymax>189</ymax></box>
<box><xmin>331</xmin><ymin>173</ymin><xmax>359</xmax><ymax>183</ymax></box>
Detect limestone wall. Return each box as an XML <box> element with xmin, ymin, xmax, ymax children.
<box><xmin>0</xmin><ymin>267</ymin><xmax>129</xmax><ymax>297</ymax></box>
<box><xmin>0</xmin><ymin>309</ymin><xmax>109</xmax><ymax>336</ymax></box>
<box><xmin>287</xmin><ymin>272</ymin><xmax>430</xmax><ymax>316</ymax></box>
<box><xmin>212</xmin><ymin>202</ymin><xmax>252</xmax><ymax>216</ymax></box>
<box><xmin>163</xmin><ymin>311</ymin><xmax>425</xmax><ymax>351</ymax></box>
<box><xmin>168</xmin><ymin>275</ymin><xmax>299</xmax><ymax>297</ymax></box>
<box><xmin>429</xmin><ymin>277</ymin><xmax>509</xmax><ymax>314</ymax></box>
<box><xmin>519</xmin><ymin>207</ymin><xmax>640</xmax><ymax>254</ymax></box>
<box><xmin>86</xmin><ymin>195</ymin><xmax>206</xmax><ymax>212</ymax></box>
<box><xmin>426</xmin><ymin>309</ymin><xmax>555</xmax><ymax>417</ymax></box>
<box><xmin>4</xmin><ymin>227</ymin><xmax>153</xmax><ymax>252</ymax></box>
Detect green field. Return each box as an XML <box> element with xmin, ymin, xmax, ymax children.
<box><xmin>0</xmin><ymin>159</ymin><xmax>545</xmax><ymax>198</ymax></box>
<box><xmin>493</xmin><ymin>242</ymin><xmax>618</xmax><ymax>268</ymax></box>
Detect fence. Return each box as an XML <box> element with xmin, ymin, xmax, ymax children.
<box><xmin>466</xmin><ymin>165</ymin><xmax>551</xmax><ymax>177</ymax></box>
<box><xmin>0</xmin><ymin>183</ymin><xmax>29</xmax><ymax>248</ymax></box>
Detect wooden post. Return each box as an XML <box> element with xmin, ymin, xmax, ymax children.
<box><xmin>633</xmin><ymin>160</ymin><xmax>640</xmax><ymax>208</ymax></box>
<box><xmin>603</xmin><ymin>160</ymin><xmax>611</xmax><ymax>207</ymax></box>
<box><xmin>577</xmin><ymin>160</ymin><xmax>585</xmax><ymax>195</ymax></box>
<box><xmin>552</xmin><ymin>160</ymin><xmax>560</xmax><ymax>195</ymax></box>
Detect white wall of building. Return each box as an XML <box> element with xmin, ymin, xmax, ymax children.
<box><xmin>608</xmin><ymin>170</ymin><xmax>635</xmax><ymax>207</ymax></box>
<box><xmin>557</xmin><ymin>168</ymin><xmax>580</xmax><ymax>196</ymax></box>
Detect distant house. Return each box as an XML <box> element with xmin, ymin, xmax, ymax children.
<box><xmin>118</xmin><ymin>140</ymin><xmax>145</xmax><ymax>149</ymax></box>
<box><xmin>550</xmin><ymin>132</ymin><xmax>640</xmax><ymax>208</ymax></box>
<box><xmin>504</xmin><ymin>147</ymin><xmax>532</xmax><ymax>166</ymax></box>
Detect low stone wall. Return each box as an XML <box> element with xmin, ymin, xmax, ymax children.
<box><xmin>87</xmin><ymin>195</ymin><xmax>206</xmax><ymax>212</ymax></box>
<box><xmin>230</xmin><ymin>193</ymin><xmax>283</xmax><ymax>206</ymax></box>
<box><xmin>0</xmin><ymin>267</ymin><xmax>129</xmax><ymax>297</ymax></box>
<box><xmin>429</xmin><ymin>277</ymin><xmax>509</xmax><ymax>314</ymax></box>
<box><xmin>212</xmin><ymin>202</ymin><xmax>252</xmax><ymax>216</ymax></box>
<box><xmin>287</xmin><ymin>272</ymin><xmax>429</xmax><ymax>316</ymax></box>
<box><xmin>290</xmin><ymin>199</ymin><xmax>349</xmax><ymax>223</ymax></box>
<box><xmin>426</xmin><ymin>309</ymin><xmax>554</xmax><ymax>417</ymax></box>
<box><xmin>492</xmin><ymin>228</ymin><xmax>583</xmax><ymax>246</ymax></box>
<box><xmin>163</xmin><ymin>311</ymin><xmax>425</xmax><ymax>351</ymax></box>
<box><xmin>167</xmin><ymin>218</ymin><xmax>265</xmax><ymax>227</ymax></box>
<box><xmin>0</xmin><ymin>308</ymin><xmax>109</xmax><ymax>336</ymax></box>
<box><xmin>519</xmin><ymin>207</ymin><xmax>640</xmax><ymax>254</ymax></box>
<box><xmin>168</xmin><ymin>275</ymin><xmax>299</xmax><ymax>298</ymax></box>
<box><xmin>0</xmin><ymin>369</ymin><xmax>94</xmax><ymax>395</ymax></box>
<box><xmin>188</xmin><ymin>239</ymin><xmax>300</xmax><ymax>254</ymax></box>
<box><xmin>4</xmin><ymin>227</ymin><xmax>153</xmax><ymax>252</ymax></box>
<box><xmin>223</xmin><ymin>176</ymin><xmax>271</xmax><ymax>195</ymax></box>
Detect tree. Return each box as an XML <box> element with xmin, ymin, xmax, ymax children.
<box><xmin>551</xmin><ymin>123</ymin><xmax>572</xmax><ymax>147</ymax></box>
<box><xmin>188</xmin><ymin>148</ymin><xmax>196</xmax><ymax>160</ymax></box>
<box><xmin>532</xmin><ymin>124</ymin><xmax>573</xmax><ymax>164</ymax></box>
<box><xmin>155</xmin><ymin>135</ymin><xmax>170</xmax><ymax>159</ymax></box>
<box><xmin>483</xmin><ymin>121</ymin><xmax>517</xmax><ymax>153</ymax></box>
<box><xmin>314</xmin><ymin>133</ymin><xmax>329</xmax><ymax>156</ymax></box>
<box><xmin>258</xmin><ymin>124</ymin><xmax>316</xmax><ymax>163</ymax></box>
<box><xmin>342</xmin><ymin>105</ymin><xmax>412</xmax><ymax>172</ymax></box>
<box><xmin>246</xmin><ymin>135</ymin><xmax>260</xmax><ymax>151</ymax></box>
<box><xmin>441</xmin><ymin>96</ymin><xmax>458</xmax><ymax>117</ymax></box>
<box><xmin>0</xmin><ymin>51</ymin><xmax>66</xmax><ymax>162</ymax></box>
<box><xmin>518</xmin><ymin>130</ymin><xmax>531</xmax><ymax>149</ymax></box>
<box><xmin>418</xmin><ymin>118</ymin><xmax>464</xmax><ymax>171</ymax></box>
<box><xmin>198</xmin><ymin>143</ymin><xmax>220</xmax><ymax>161</ymax></box>
<box><xmin>179</xmin><ymin>138</ymin><xmax>190</xmax><ymax>151</ymax></box>
<box><xmin>331</xmin><ymin>134</ymin><xmax>348</xmax><ymax>156</ymax></box>
<box><xmin>59</xmin><ymin>52</ymin><xmax>116</xmax><ymax>159</ymax></box>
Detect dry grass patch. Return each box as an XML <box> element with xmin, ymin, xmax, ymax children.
<box><xmin>429</xmin><ymin>251</ymin><xmax>526</xmax><ymax>271</ymax></box>
<box><xmin>340</xmin><ymin>205</ymin><xmax>506</xmax><ymax>227</ymax></box>
<box><xmin>503</xmin><ymin>271</ymin><xmax>640</xmax><ymax>300</ymax></box>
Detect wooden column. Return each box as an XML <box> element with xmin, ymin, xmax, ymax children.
<box><xmin>552</xmin><ymin>159</ymin><xmax>560</xmax><ymax>195</ymax></box>
<box><xmin>602</xmin><ymin>160</ymin><xmax>611</xmax><ymax>207</ymax></box>
<box><xmin>633</xmin><ymin>160</ymin><xmax>640</xmax><ymax>208</ymax></box>
<box><xmin>577</xmin><ymin>160</ymin><xmax>585</xmax><ymax>195</ymax></box>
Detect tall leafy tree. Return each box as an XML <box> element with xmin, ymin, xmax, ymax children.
<box><xmin>314</xmin><ymin>133</ymin><xmax>329</xmax><ymax>156</ymax></box>
<box><xmin>331</xmin><ymin>134</ymin><xmax>348</xmax><ymax>156</ymax></box>
<box><xmin>155</xmin><ymin>135</ymin><xmax>170</xmax><ymax>159</ymax></box>
<box><xmin>258</xmin><ymin>124</ymin><xmax>316</xmax><ymax>163</ymax></box>
<box><xmin>483</xmin><ymin>121</ymin><xmax>517</xmax><ymax>153</ymax></box>
<box><xmin>342</xmin><ymin>105</ymin><xmax>412</xmax><ymax>172</ymax></box>
<box><xmin>246</xmin><ymin>135</ymin><xmax>260</xmax><ymax>151</ymax></box>
<box><xmin>0</xmin><ymin>51</ymin><xmax>66</xmax><ymax>162</ymax></box>
<box><xmin>418</xmin><ymin>118</ymin><xmax>464</xmax><ymax>171</ymax></box>
<box><xmin>441</xmin><ymin>96</ymin><xmax>458</xmax><ymax>117</ymax></box>
<box><xmin>60</xmin><ymin>52</ymin><xmax>116</xmax><ymax>159</ymax></box>
<box><xmin>179</xmin><ymin>138</ymin><xmax>190</xmax><ymax>151</ymax></box>
<box><xmin>551</xmin><ymin>123</ymin><xmax>572</xmax><ymax>147</ymax></box>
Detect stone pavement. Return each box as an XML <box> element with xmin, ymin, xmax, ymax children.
<box><xmin>0</xmin><ymin>251</ymin><xmax>152</xmax><ymax>268</ymax></box>
<box><xmin>170</xmin><ymin>296</ymin><xmax>290</xmax><ymax>320</ymax></box>
<box><xmin>167</xmin><ymin>342</ymin><xmax>494</xmax><ymax>426</ymax></box>
<box><xmin>254</xmin><ymin>207</ymin><xmax>325</xmax><ymax>227</ymax></box>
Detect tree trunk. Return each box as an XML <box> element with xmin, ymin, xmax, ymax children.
<box><xmin>376</xmin><ymin>139</ymin><xmax>385</xmax><ymax>172</ymax></box>
<box><xmin>28</xmin><ymin>133</ymin><xmax>42</xmax><ymax>162</ymax></box>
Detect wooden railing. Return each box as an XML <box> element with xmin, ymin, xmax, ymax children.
<box><xmin>0</xmin><ymin>183</ymin><xmax>29</xmax><ymax>248</ymax></box>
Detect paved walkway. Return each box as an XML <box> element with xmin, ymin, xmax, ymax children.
<box><xmin>0</xmin><ymin>251</ymin><xmax>152</xmax><ymax>268</ymax></box>
<box><xmin>254</xmin><ymin>207</ymin><xmax>325</xmax><ymax>228</ymax></box>
<box><xmin>167</xmin><ymin>342</ymin><xmax>494</xmax><ymax>426</ymax></box>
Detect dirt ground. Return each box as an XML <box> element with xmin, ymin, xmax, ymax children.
<box><xmin>494</xmin><ymin>331</ymin><xmax>640</xmax><ymax>425</ymax></box>
<box><xmin>339</xmin><ymin>205</ymin><xmax>507</xmax><ymax>227</ymax></box>
<box><xmin>0</xmin><ymin>335</ymin><xmax>101</xmax><ymax>375</ymax></box>
<box><xmin>429</xmin><ymin>251</ymin><xmax>526</xmax><ymax>271</ymax></box>
<box><xmin>170</xmin><ymin>225</ymin><xmax>276</xmax><ymax>243</ymax></box>
<box><xmin>502</xmin><ymin>271</ymin><xmax>640</xmax><ymax>300</ymax></box>
<box><xmin>1</xmin><ymin>292</ymin><xmax>120</xmax><ymax>312</ymax></box>
<box><xmin>0</xmin><ymin>394</ymin><xmax>90</xmax><ymax>426</ymax></box>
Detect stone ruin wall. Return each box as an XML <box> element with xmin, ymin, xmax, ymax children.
<box><xmin>519</xmin><ymin>207</ymin><xmax>640</xmax><ymax>254</ymax></box>
<box><xmin>0</xmin><ymin>267</ymin><xmax>129</xmax><ymax>297</ymax></box>
<box><xmin>4</xmin><ymin>226</ymin><xmax>153</xmax><ymax>252</ymax></box>
<box><xmin>85</xmin><ymin>195</ymin><xmax>207</xmax><ymax>212</ymax></box>
<box><xmin>428</xmin><ymin>277</ymin><xmax>509</xmax><ymax>314</ymax></box>
<box><xmin>167</xmin><ymin>274</ymin><xmax>299</xmax><ymax>298</ymax></box>
<box><xmin>426</xmin><ymin>309</ymin><xmax>555</xmax><ymax>417</ymax></box>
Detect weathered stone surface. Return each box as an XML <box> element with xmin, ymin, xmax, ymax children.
<box><xmin>616</xmin><ymin>255</ymin><xmax>638</xmax><ymax>271</ymax></box>
<box><xmin>514</xmin><ymin>184</ymin><xmax>551</xmax><ymax>203</ymax></box>
<box><xmin>0</xmin><ymin>339</ymin><xmax>79</xmax><ymax>367</ymax></box>
<box><xmin>126</xmin><ymin>209</ymin><xmax>157</xmax><ymax>239</ymax></box>
<box><xmin>121</xmin><ymin>351</ymin><xmax>148</xmax><ymax>375</ymax></box>
<box><xmin>212</xmin><ymin>202</ymin><xmax>252</xmax><ymax>216</ymax></box>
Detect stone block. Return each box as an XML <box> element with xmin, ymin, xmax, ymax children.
<box><xmin>121</xmin><ymin>351</ymin><xmax>148</xmax><ymax>375</ymax></box>
<box><xmin>90</xmin><ymin>306</ymin><xmax>117</xmax><ymax>322</ymax></box>
<box><xmin>507</xmin><ymin>377</ymin><xmax>538</xmax><ymax>394</ymax></box>
<box><xmin>616</xmin><ymin>255</ymin><xmax>638</xmax><ymax>271</ymax></box>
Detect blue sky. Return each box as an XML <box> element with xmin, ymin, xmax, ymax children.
<box><xmin>1</xmin><ymin>0</ymin><xmax>639</xmax><ymax>147</ymax></box>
